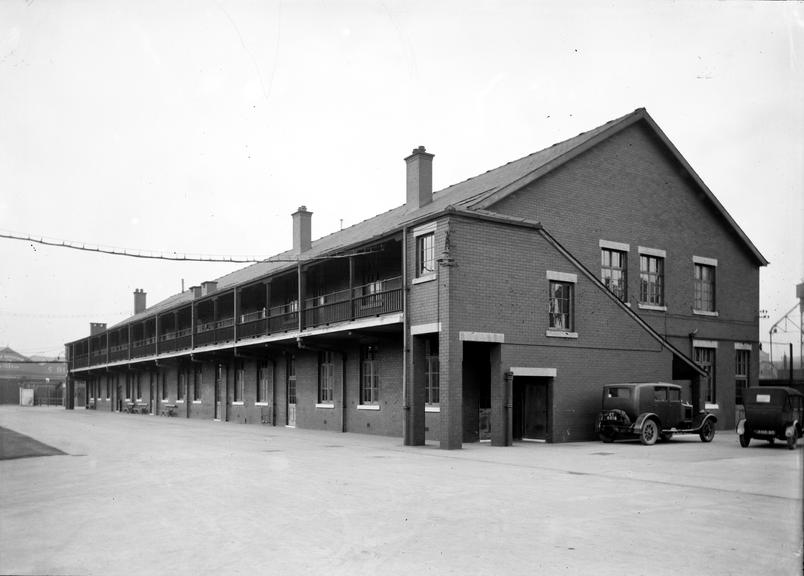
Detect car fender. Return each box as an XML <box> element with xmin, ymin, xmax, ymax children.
<box><xmin>785</xmin><ymin>421</ymin><xmax>799</xmax><ymax>439</ymax></box>
<box><xmin>736</xmin><ymin>419</ymin><xmax>747</xmax><ymax>435</ymax></box>
<box><xmin>702</xmin><ymin>413</ymin><xmax>718</xmax><ymax>426</ymax></box>
<box><xmin>633</xmin><ymin>412</ymin><xmax>658</xmax><ymax>432</ymax></box>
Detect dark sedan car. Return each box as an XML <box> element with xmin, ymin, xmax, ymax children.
<box><xmin>595</xmin><ymin>382</ymin><xmax>717</xmax><ymax>445</ymax></box>
<box><xmin>737</xmin><ymin>386</ymin><xmax>803</xmax><ymax>450</ymax></box>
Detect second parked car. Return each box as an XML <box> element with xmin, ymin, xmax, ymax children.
<box><xmin>595</xmin><ymin>382</ymin><xmax>717</xmax><ymax>445</ymax></box>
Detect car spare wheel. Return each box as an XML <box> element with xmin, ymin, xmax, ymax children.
<box><xmin>640</xmin><ymin>420</ymin><xmax>658</xmax><ymax>446</ymax></box>
<box><xmin>699</xmin><ymin>420</ymin><xmax>715</xmax><ymax>443</ymax></box>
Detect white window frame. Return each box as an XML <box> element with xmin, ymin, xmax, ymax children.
<box><xmin>546</xmin><ymin>271</ymin><xmax>578</xmax><ymax>338</ymax></box>
<box><xmin>693</xmin><ymin>256</ymin><xmax>718</xmax><ymax>316</ymax></box>
<box><xmin>412</xmin><ymin>223</ymin><xmax>437</xmax><ymax>283</ymax></box>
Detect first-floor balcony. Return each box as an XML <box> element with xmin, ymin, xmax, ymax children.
<box><xmin>196</xmin><ymin>318</ymin><xmax>235</xmax><ymax>347</ymax></box>
<box><xmin>158</xmin><ymin>328</ymin><xmax>192</xmax><ymax>353</ymax></box>
<box><xmin>71</xmin><ymin>276</ymin><xmax>403</xmax><ymax>370</ymax></box>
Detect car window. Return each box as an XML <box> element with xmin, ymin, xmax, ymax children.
<box><xmin>607</xmin><ymin>387</ymin><xmax>632</xmax><ymax>399</ymax></box>
<box><xmin>668</xmin><ymin>388</ymin><xmax>681</xmax><ymax>402</ymax></box>
<box><xmin>653</xmin><ymin>387</ymin><xmax>667</xmax><ymax>401</ymax></box>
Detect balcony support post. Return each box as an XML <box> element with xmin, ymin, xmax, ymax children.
<box><xmin>154</xmin><ymin>316</ymin><xmax>159</xmax><ymax>357</ymax></box>
<box><xmin>348</xmin><ymin>255</ymin><xmax>355</xmax><ymax>321</ymax></box>
<box><xmin>234</xmin><ymin>289</ymin><xmax>240</xmax><ymax>341</ymax></box>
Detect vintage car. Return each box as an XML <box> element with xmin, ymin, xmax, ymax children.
<box><xmin>737</xmin><ymin>386</ymin><xmax>803</xmax><ymax>450</ymax></box>
<box><xmin>595</xmin><ymin>382</ymin><xmax>717</xmax><ymax>445</ymax></box>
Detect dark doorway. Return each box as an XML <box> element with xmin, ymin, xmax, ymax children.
<box><xmin>462</xmin><ymin>342</ymin><xmax>493</xmax><ymax>443</ymax></box>
<box><xmin>513</xmin><ymin>376</ymin><xmax>550</xmax><ymax>441</ymax></box>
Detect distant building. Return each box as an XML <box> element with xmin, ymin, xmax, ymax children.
<box><xmin>0</xmin><ymin>346</ymin><xmax>67</xmax><ymax>405</ymax></box>
<box><xmin>66</xmin><ymin>108</ymin><xmax>766</xmax><ymax>447</ymax></box>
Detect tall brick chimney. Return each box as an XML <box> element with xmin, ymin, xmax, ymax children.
<box><xmin>405</xmin><ymin>146</ymin><xmax>434</xmax><ymax>210</ymax></box>
<box><xmin>133</xmin><ymin>289</ymin><xmax>147</xmax><ymax>315</ymax></box>
<box><xmin>292</xmin><ymin>205</ymin><xmax>312</xmax><ymax>254</ymax></box>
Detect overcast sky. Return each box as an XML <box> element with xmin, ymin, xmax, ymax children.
<box><xmin>1</xmin><ymin>0</ymin><xmax>802</xmax><ymax>360</ymax></box>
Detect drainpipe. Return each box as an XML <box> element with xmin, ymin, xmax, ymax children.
<box><xmin>401</xmin><ymin>226</ymin><xmax>409</xmax><ymax>443</ymax></box>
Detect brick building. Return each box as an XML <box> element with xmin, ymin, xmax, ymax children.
<box><xmin>65</xmin><ymin>108</ymin><xmax>767</xmax><ymax>447</ymax></box>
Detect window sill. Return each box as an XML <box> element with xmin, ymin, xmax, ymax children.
<box><xmin>546</xmin><ymin>330</ymin><xmax>578</xmax><ymax>339</ymax></box>
<box><xmin>637</xmin><ymin>303</ymin><xmax>667</xmax><ymax>312</ymax></box>
<box><xmin>192</xmin><ymin>400</ymin><xmax>202</xmax><ymax>404</ymax></box>
<box><xmin>412</xmin><ymin>274</ymin><xmax>436</xmax><ymax>285</ymax></box>
<box><xmin>693</xmin><ymin>309</ymin><xmax>719</xmax><ymax>317</ymax></box>
<box><xmin>255</xmin><ymin>402</ymin><xmax>269</xmax><ymax>406</ymax></box>
<box><xmin>232</xmin><ymin>401</ymin><xmax>244</xmax><ymax>406</ymax></box>
<box><xmin>315</xmin><ymin>403</ymin><xmax>334</xmax><ymax>409</ymax></box>
<box><xmin>357</xmin><ymin>404</ymin><xmax>380</xmax><ymax>411</ymax></box>
<box><xmin>176</xmin><ymin>400</ymin><xmax>185</xmax><ymax>404</ymax></box>
<box><xmin>425</xmin><ymin>406</ymin><xmax>440</xmax><ymax>413</ymax></box>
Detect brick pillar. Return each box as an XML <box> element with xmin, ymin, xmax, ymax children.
<box><xmin>440</xmin><ymin>330</ymin><xmax>463</xmax><ymax>449</ymax></box>
<box><xmin>490</xmin><ymin>348</ymin><xmax>512</xmax><ymax>446</ymax></box>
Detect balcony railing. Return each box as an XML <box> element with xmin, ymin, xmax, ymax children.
<box><xmin>132</xmin><ymin>336</ymin><xmax>156</xmax><ymax>358</ymax></box>
<box><xmin>159</xmin><ymin>328</ymin><xmax>192</xmax><ymax>353</ymax></box>
<box><xmin>196</xmin><ymin>317</ymin><xmax>235</xmax><ymax>347</ymax></box>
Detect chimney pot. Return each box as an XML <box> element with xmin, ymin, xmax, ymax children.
<box><xmin>201</xmin><ymin>281</ymin><xmax>218</xmax><ymax>296</ymax></box>
<box><xmin>133</xmin><ymin>289</ymin><xmax>147</xmax><ymax>315</ymax></box>
<box><xmin>405</xmin><ymin>146</ymin><xmax>434</xmax><ymax>210</ymax></box>
<box><xmin>90</xmin><ymin>322</ymin><xmax>107</xmax><ymax>335</ymax></box>
<box><xmin>292</xmin><ymin>206</ymin><xmax>313</xmax><ymax>254</ymax></box>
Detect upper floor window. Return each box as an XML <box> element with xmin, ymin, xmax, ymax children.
<box><xmin>416</xmin><ymin>232</ymin><xmax>435</xmax><ymax>277</ymax></box>
<box><xmin>318</xmin><ymin>352</ymin><xmax>335</xmax><ymax>404</ymax></box>
<box><xmin>601</xmin><ymin>247</ymin><xmax>627</xmax><ymax>302</ymax></box>
<box><xmin>639</xmin><ymin>253</ymin><xmax>665</xmax><ymax>306</ymax></box>
<box><xmin>548</xmin><ymin>281</ymin><xmax>574</xmax><ymax>331</ymax></box>
<box><xmin>693</xmin><ymin>257</ymin><xmax>717</xmax><ymax>314</ymax></box>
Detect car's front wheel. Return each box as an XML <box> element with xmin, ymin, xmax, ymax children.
<box><xmin>598</xmin><ymin>432</ymin><xmax>615</xmax><ymax>443</ymax></box>
<box><xmin>699</xmin><ymin>420</ymin><xmax>715</xmax><ymax>443</ymax></box>
<box><xmin>640</xmin><ymin>420</ymin><xmax>659</xmax><ymax>446</ymax></box>
<box><xmin>788</xmin><ymin>428</ymin><xmax>799</xmax><ymax>450</ymax></box>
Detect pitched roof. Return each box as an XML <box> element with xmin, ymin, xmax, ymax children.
<box><xmin>0</xmin><ymin>346</ymin><xmax>28</xmax><ymax>362</ymax></box>
<box><xmin>109</xmin><ymin>108</ymin><xmax>766</xmax><ymax>329</ymax></box>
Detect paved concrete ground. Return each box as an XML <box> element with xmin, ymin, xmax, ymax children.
<box><xmin>0</xmin><ymin>406</ymin><xmax>801</xmax><ymax>576</ymax></box>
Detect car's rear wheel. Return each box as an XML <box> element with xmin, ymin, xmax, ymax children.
<box><xmin>787</xmin><ymin>428</ymin><xmax>799</xmax><ymax>450</ymax></box>
<box><xmin>739</xmin><ymin>432</ymin><xmax>751</xmax><ymax>447</ymax></box>
<box><xmin>699</xmin><ymin>420</ymin><xmax>715</xmax><ymax>443</ymax></box>
<box><xmin>640</xmin><ymin>420</ymin><xmax>658</xmax><ymax>446</ymax></box>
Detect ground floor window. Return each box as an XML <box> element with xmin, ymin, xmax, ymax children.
<box><xmin>318</xmin><ymin>352</ymin><xmax>335</xmax><ymax>403</ymax></box>
<box><xmin>106</xmin><ymin>378</ymin><xmax>110</xmax><ymax>399</ymax></box>
<box><xmin>193</xmin><ymin>365</ymin><xmax>202</xmax><ymax>401</ymax></box>
<box><xmin>735</xmin><ymin>349</ymin><xmax>749</xmax><ymax>405</ymax></box>
<box><xmin>135</xmin><ymin>373</ymin><xmax>142</xmax><ymax>400</ymax></box>
<box><xmin>425</xmin><ymin>337</ymin><xmax>439</xmax><ymax>407</ymax></box>
<box><xmin>125</xmin><ymin>374</ymin><xmax>132</xmax><ymax>400</ymax></box>
<box><xmin>360</xmin><ymin>346</ymin><xmax>379</xmax><ymax>405</ymax></box>
<box><xmin>257</xmin><ymin>361</ymin><xmax>270</xmax><ymax>403</ymax></box>
<box><xmin>161</xmin><ymin>372</ymin><xmax>168</xmax><ymax>401</ymax></box>
<box><xmin>178</xmin><ymin>369</ymin><xmax>188</xmax><ymax>401</ymax></box>
<box><xmin>234</xmin><ymin>363</ymin><xmax>244</xmax><ymax>402</ymax></box>
<box><xmin>695</xmin><ymin>347</ymin><xmax>716</xmax><ymax>404</ymax></box>
<box><xmin>287</xmin><ymin>354</ymin><xmax>297</xmax><ymax>404</ymax></box>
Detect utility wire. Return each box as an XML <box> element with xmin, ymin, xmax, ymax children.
<box><xmin>1</xmin><ymin>230</ymin><xmax>266</xmax><ymax>263</ymax></box>
<box><xmin>1</xmin><ymin>230</ymin><xmax>381</xmax><ymax>263</ymax></box>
